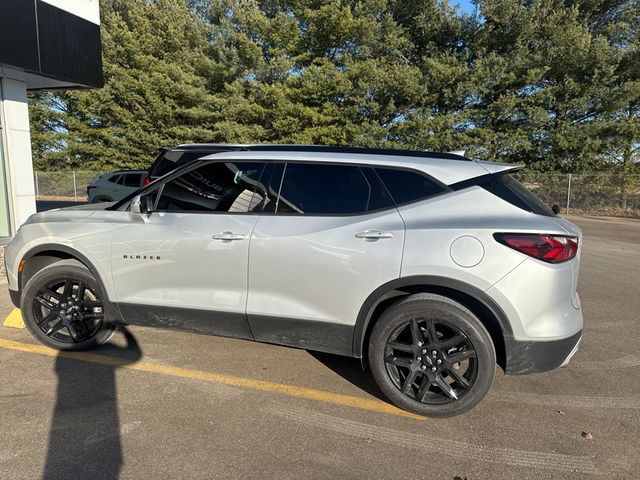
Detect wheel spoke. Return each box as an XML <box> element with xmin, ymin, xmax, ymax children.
<box><xmin>61</xmin><ymin>279</ymin><xmax>72</xmax><ymax>298</ymax></box>
<box><xmin>435</xmin><ymin>375</ymin><xmax>458</xmax><ymax>400</ymax></box>
<box><xmin>34</xmin><ymin>295</ymin><xmax>56</xmax><ymax>311</ymax></box>
<box><xmin>385</xmin><ymin>355</ymin><xmax>412</xmax><ymax>368</ymax></box>
<box><xmin>401</xmin><ymin>370</ymin><xmax>419</xmax><ymax>395</ymax></box>
<box><xmin>425</xmin><ymin>318</ymin><xmax>438</xmax><ymax>345</ymax></box>
<box><xmin>447</xmin><ymin>367</ymin><xmax>471</xmax><ymax>390</ymax></box>
<box><xmin>82</xmin><ymin>300</ymin><xmax>102</xmax><ymax>308</ymax></box>
<box><xmin>409</xmin><ymin>319</ymin><xmax>424</xmax><ymax>345</ymax></box>
<box><xmin>44</xmin><ymin>318</ymin><xmax>65</xmax><ymax>335</ymax></box>
<box><xmin>43</xmin><ymin>288</ymin><xmax>63</xmax><ymax>301</ymax></box>
<box><xmin>386</xmin><ymin>341</ymin><xmax>413</xmax><ymax>353</ymax></box>
<box><xmin>416</xmin><ymin>376</ymin><xmax>432</xmax><ymax>402</ymax></box>
<box><xmin>67</xmin><ymin>323</ymin><xmax>79</xmax><ymax>342</ymax></box>
<box><xmin>36</xmin><ymin>312</ymin><xmax>57</xmax><ymax>326</ymax></box>
<box><xmin>439</xmin><ymin>334</ymin><xmax>466</xmax><ymax>350</ymax></box>
<box><xmin>76</xmin><ymin>281</ymin><xmax>85</xmax><ymax>300</ymax></box>
<box><xmin>447</xmin><ymin>349</ymin><xmax>475</xmax><ymax>364</ymax></box>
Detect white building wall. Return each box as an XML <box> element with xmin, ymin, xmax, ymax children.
<box><xmin>0</xmin><ymin>69</ymin><xmax>36</xmax><ymax>235</ymax></box>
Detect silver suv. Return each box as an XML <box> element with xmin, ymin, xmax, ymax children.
<box><xmin>4</xmin><ymin>146</ymin><xmax>583</xmax><ymax>417</ymax></box>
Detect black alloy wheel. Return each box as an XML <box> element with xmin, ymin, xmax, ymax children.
<box><xmin>369</xmin><ymin>293</ymin><xmax>496</xmax><ymax>417</ymax></box>
<box><xmin>21</xmin><ymin>259</ymin><xmax>115</xmax><ymax>350</ymax></box>
<box><xmin>384</xmin><ymin>317</ymin><xmax>477</xmax><ymax>404</ymax></box>
<box><xmin>31</xmin><ymin>278</ymin><xmax>104</xmax><ymax>344</ymax></box>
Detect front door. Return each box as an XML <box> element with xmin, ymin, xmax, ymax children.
<box><xmin>111</xmin><ymin>161</ymin><xmax>267</xmax><ymax>339</ymax></box>
<box><xmin>247</xmin><ymin>162</ymin><xmax>405</xmax><ymax>355</ymax></box>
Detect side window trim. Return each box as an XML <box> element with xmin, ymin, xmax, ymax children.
<box><xmin>274</xmin><ymin>163</ymin><xmax>287</xmax><ymax>213</ymax></box>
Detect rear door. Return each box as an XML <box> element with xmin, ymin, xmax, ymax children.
<box><xmin>111</xmin><ymin>161</ymin><xmax>268</xmax><ymax>338</ymax></box>
<box><xmin>246</xmin><ymin>162</ymin><xmax>405</xmax><ymax>356</ymax></box>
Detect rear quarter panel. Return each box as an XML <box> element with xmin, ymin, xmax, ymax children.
<box><xmin>397</xmin><ymin>187</ymin><xmax>574</xmax><ymax>339</ymax></box>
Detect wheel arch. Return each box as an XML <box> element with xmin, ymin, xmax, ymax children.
<box><xmin>353</xmin><ymin>276</ymin><xmax>512</xmax><ymax>370</ymax></box>
<box><xmin>17</xmin><ymin>244</ymin><xmax>122</xmax><ymax>322</ymax></box>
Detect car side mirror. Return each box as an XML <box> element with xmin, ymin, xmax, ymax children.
<box><xmin>131</xmin><ymin>195</ymin><xmax>153</xmax><ymax>220</ymax></box>
<box><xmin>551</xmin><ymin>204</ymin><xmax>560</xmax><ymax>215</ymax></box>
<box><xmin>131</xmin><ymin>195</ymin><xmax>144</xmax><ymax>215</ymax></box>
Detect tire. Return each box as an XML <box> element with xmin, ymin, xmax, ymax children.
<box><xmin>369</xmin><ymin>293</ymin><xmax>496</xmax><ymax>417</ymax></box>
<box><xmin>20</xmin><ymin>259</ymin><xmax>115</xmax><ymax>350</ymax></box>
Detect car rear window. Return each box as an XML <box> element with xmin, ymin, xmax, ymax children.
<box><xmin>108</xmin><ymin>174</ymin><xmax>122</xmax><ymax>184</ymax></box>
<box><xmin>123</xmin><ymin>174</ymin><xmax>142</xmax><ymax>187</ymax></box>
<box><xmin>482</xmin><ymin>173</ymin><xmax>556</xmax><ymax>216</ymax></box>
<box><xmin>375</xmin><ymin>168</ymin><xmax>446</xmax><ymax>205</ymax></box>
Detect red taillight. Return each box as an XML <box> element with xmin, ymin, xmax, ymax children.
<box><xmin>143</xmin><ymin>176</ymin><xmax>151</xmax><ymax>186</ymax></box>
<box><xmin>494</xmin><ymin>233</ymin><xmax>578</xmax><ymax>263</ymax></box>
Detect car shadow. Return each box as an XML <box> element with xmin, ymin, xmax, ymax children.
<box><xmin>306</xmin><ymin>351</ymin><xmax>389</xmax><ymax>403</ymax></box>
<box><xmin>41</xmin><ymin>328</ymin><xmax>142</xmax><ymax>480</ymax></box>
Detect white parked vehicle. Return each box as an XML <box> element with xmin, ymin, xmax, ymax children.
<box><xmin>5</xmin><ymin>145</ymin><xmax>583</xmax><ymax>417</ymax></box>
<box><xmin>86</xmin><ymin>170</ymin><xmax>146</xmax><ymax>203</ymax></box>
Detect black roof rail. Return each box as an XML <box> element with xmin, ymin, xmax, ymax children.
<box><xmin>165</xmin><ymin>144</ymin><xmax>472</xmax><ymax>161</ymax></box>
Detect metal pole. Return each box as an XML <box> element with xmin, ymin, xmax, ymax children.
<box><xmin>34</xmin><ymin>171</ymin><xmax>39</xmax><ymax>198</ymax></box>
<box><xmin>566</xmin><ymin>173</ymin><xmax>572</xmax><ymax>215</ymax></box>
<box><xmin>73</xmin><ymin>171</ymin><xmax>77</xmax><ymax>200</ymax></box>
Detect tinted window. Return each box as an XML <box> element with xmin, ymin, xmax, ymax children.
<box><xmin>483</xmin><ymin>174</ymin><xmax>556</xmax><ymax>216</ymax></box>
<box><xmin>276</xmin><ymin>163</ymin><xmax>393</xmax><ymax>215</ymax></box>
<box><xmin>156</xmin><ymin>162</ymin><xmax>266</xmax><ymax>213</ymax></box>
<box><xmin>123</xmin><ymin>174</ymin><xmax>142</xmax><ymax>187</ymax></box>
<box><xmin>151</xmin><ymin>149</ymin><xmax>245</xmax><ymax>178</ymax></box>
<box><xmin>152</xmin><ymin>151</ymin><xmax>209</xmax><ymax>178</ymax></box>
<box><xmin>260</xmin><ymin>163</ymin><xmax>286</xmax><ymax>213</ymax></box>
<box><xmin>375</xmin><ymin>168</ymin><xmax>446</xmax><ymax>205</ymax></box>
<box><xmin>108</xmin><ymin>174</ymin><xmax>122</xmax><ymax>185</ymax></box>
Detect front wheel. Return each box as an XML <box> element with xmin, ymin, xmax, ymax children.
<box><xmin>21</xmin><ymin>259</ymin><xmax>115</xmax><ymax>350</ymax></box>
<box><xmin>369</xmin><ymin>293</ymin><xmax>496</xmax><ymax>417</ymax></box>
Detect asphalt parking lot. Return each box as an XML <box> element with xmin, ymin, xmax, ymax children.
<box><xmin>0</xmin><ymin>215</ymin><xmax>639</xmax><ymax>479</ymax></box>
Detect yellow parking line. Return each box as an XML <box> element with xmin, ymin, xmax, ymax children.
<box><xmin>3</xmin><ymin>309</ymin><xmax>25</xmax><ymax>329</ymax></box>
<box><xmin>0</xmin><ymin>337</ymin><xmax>424</xmax><ymax>420</ymax></box>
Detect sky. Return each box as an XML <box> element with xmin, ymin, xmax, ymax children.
<box><xmin>453</xmin><ymin>0</ymin><xmax>477</xmax><ymax>15</ymax></box>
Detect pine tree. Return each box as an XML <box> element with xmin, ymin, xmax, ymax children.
<box><xmin>30</xmin><ymin>0</ymin><xmax>220</xmax><ymax>170</ymax></box>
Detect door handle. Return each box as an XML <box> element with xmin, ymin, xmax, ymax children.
<box><xmin>212</xmin><ymin>231</ymin><xmax>246</xmax><ymax>241</ymax></box>
<box><xmin>355</xmin><ymin>229</ymin><xmax>394</xmax><ymax>240</ymax></box>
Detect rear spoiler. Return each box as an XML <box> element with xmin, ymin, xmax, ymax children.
<box><xmin>449</xmin><ymin>161</ymin><xmax>524</xmax><ymax>191</ymax></box>
<box><xmin>475</xmin><ymin>160</ymin><xmax>523</xmax><ymax>176</ymax></box>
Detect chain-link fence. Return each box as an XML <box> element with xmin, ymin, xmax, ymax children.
<box><xmin>34</xmin><ymin>171</ymin><xmax>101</xmax><ymax>201</ymax></box>
<box><xmin>515</xmin><ymin>172</ymin><xmax>640</xmax><ymax>216</ymax></box>
<box><xmin>33</xmin><ymin>170</ymin><xmax>640</xmax><ymax>217</ymax></box>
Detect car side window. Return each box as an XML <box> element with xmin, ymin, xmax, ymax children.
<box><xmin>155</xmin><ymin>162</ymin><xmax>266</xmax><ymax>213</ymax></box>
<box><xmin>108</xmin><ymin>174</ymin><xmax>122</xmax><ymax>185</ymax></box>
<box><xmin>375</xmin><ymin>168</ymin><xmax>446</xmax><ymax>205</ymax></box>
<box><xmin>123</xmin><ymin>174</ymin><xmax>141</xmax><ymax>187</ymax></box>
<box><xmin>154</xmin><ymin>151</ymin><xmax>211</xmax><ymax>178</ymax></box>
<box><xmin>275</xmin><ymin>163</ymin><xmax>393</xmax><ymax>215</ymax></box>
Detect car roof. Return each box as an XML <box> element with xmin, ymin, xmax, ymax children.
<box><xmin>168</xmin><ymin>144</ymin><xmax>473</xmax><ymax>161</ymax></box>
<box><xmin>105</xmin><ymin>170</ymin><xmax>147</xmax><ymax>175</ymax></box>
<box><xmin>196</xmin><ymin>150</ymin><xmax>519</xmax><ymax>185</ymax></box>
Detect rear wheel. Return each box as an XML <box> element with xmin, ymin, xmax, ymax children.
<box><xmin>21</xmin><ymin>259</ymin><xmax>115</xmax><ymax>350</ymax></box>
<box><xmin>369</xmin><ymin>293</ymin><xmax>495</xmax><ymax>417</ymax></box>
